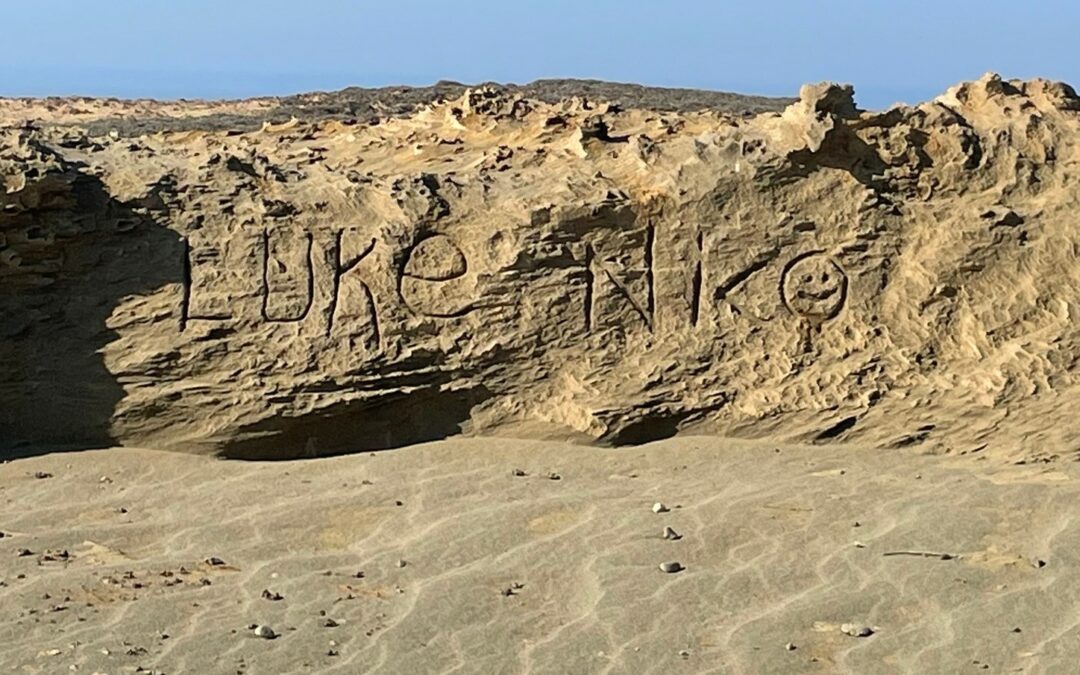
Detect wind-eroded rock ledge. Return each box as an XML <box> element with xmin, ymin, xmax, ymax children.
<box><xmin>2</xmin><ymin>74</ymin><xmax>1079</xmax><ymax>459</ymax></box>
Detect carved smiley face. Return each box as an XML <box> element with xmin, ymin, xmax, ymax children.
<box><xmin>780</xmin><ymin>252</ymin><xmax>848</xmax><ymax>321</ymax></box>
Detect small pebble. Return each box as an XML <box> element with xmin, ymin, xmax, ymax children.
<box><xmin>840</xmin><ymin>623</ymin><xmax>874</xmax><ymax>638</ymax></box>
<box><xmin>678</xmin><ymin>649</ymin><xmax>690</xmax><ymax>658</ymax></box>
<box><xmin>323</xmin><ymin>618</ymin><xmax>339</xmax><ymax>628</ymax></box>
<box><xmin>663</xmin><ymin>526</ymin><xmax>681</xmax><ymax>540</ymax></box>
<box><xmin>396</xmin><ymin>559</ymin><xmax>407</xmax><ymax>568</ymax></box>
<box><xmin>652</xmin><ymin>502</ymin><xmax>669</xmax><ymax>514</ymax></box>
<box><xmin>501</xmin><ymin>581</ymin><xmax>525</xmax><ymax>596</ymax></box>
<box><xmin>785</xmin><ymin>642</ymin><xmax>797</xmax><ymax>651</ymax></box>
<box><xmin>659</xmin><ymin>561</ymin><xmax>684</xmax><ymax>573</ymax></box>
<box><xmin>511</xmin><ymin>468</ymin><xmax>526</xmax><ymax>477</ymax></box>
<box><xmin>261</xmin><ymin>590</ymin><xmax>283</xmax><ymax>601</ymax></box>
<box><xmin>253</xmin><ymin>624</ymin><xmax>277</xmax><ymax>639</ymax></box>
<box><xmin>547</xmin><ymin>472</ymin><xmax>561</xmax><ymax>480</ymax></box>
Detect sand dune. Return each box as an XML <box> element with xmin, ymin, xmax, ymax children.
<box><xmin>4</xmin><ymin>75</ymin><xmax>1080</xmax><ymax>672</ymax></box>
<box><xmin>5</xmin><ymin>74</ymin><xmax>1080</xmax><ymax>461</ymax></box>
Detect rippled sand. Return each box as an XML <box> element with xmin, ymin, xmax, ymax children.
<box><xmin>1</xmin><ymin>439</ymin><xmax>1077</xmax><ymax>673</ymax></box>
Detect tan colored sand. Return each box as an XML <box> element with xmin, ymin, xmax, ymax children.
<box><xmin>4</xmin><ymin>75</ymin><xmax>1080</xmax><ymax>672</ymax></box>
<box><xmin>1</xmin><ymin>439</ymin><xmax>1076</xmax><ymax>674</ymax></box>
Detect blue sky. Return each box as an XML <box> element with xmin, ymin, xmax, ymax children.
<box><xmin>2</xmin><ymin>0</ymin><xmax>1076</xmax><ymax>109</ymax></box>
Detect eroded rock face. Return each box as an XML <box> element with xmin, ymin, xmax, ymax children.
<box><xmin>3</xmin><ymin>74</ymin><xmax>1080</xmax><ymax>458</ymax></box>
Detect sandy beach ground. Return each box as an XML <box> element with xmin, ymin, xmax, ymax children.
<box><xmin>1</xmin><ymin>439</ymin><xmax>1077</xmax><ymax>674</ymax></box>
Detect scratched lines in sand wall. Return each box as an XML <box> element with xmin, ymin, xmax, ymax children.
<box><xmin>179</xmin><ymin>221</ymin><xmax>851</xmax><ymax>348</ymax></box>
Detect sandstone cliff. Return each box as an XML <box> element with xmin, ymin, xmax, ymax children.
<box><xmin>3</xmin><ymin>74</ymin><xmax>1079</xmax><ymax>459</ymax></box>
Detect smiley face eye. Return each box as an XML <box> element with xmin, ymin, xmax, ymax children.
<box><xmin>821</xmin><ymin>273</ymin><xmax>830</xmax><ymax>282</ymax></box>
<box><xmin>802</xmin><ymin>274</ymin><xmax>813</xmax><ymax>283</ymax></box>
